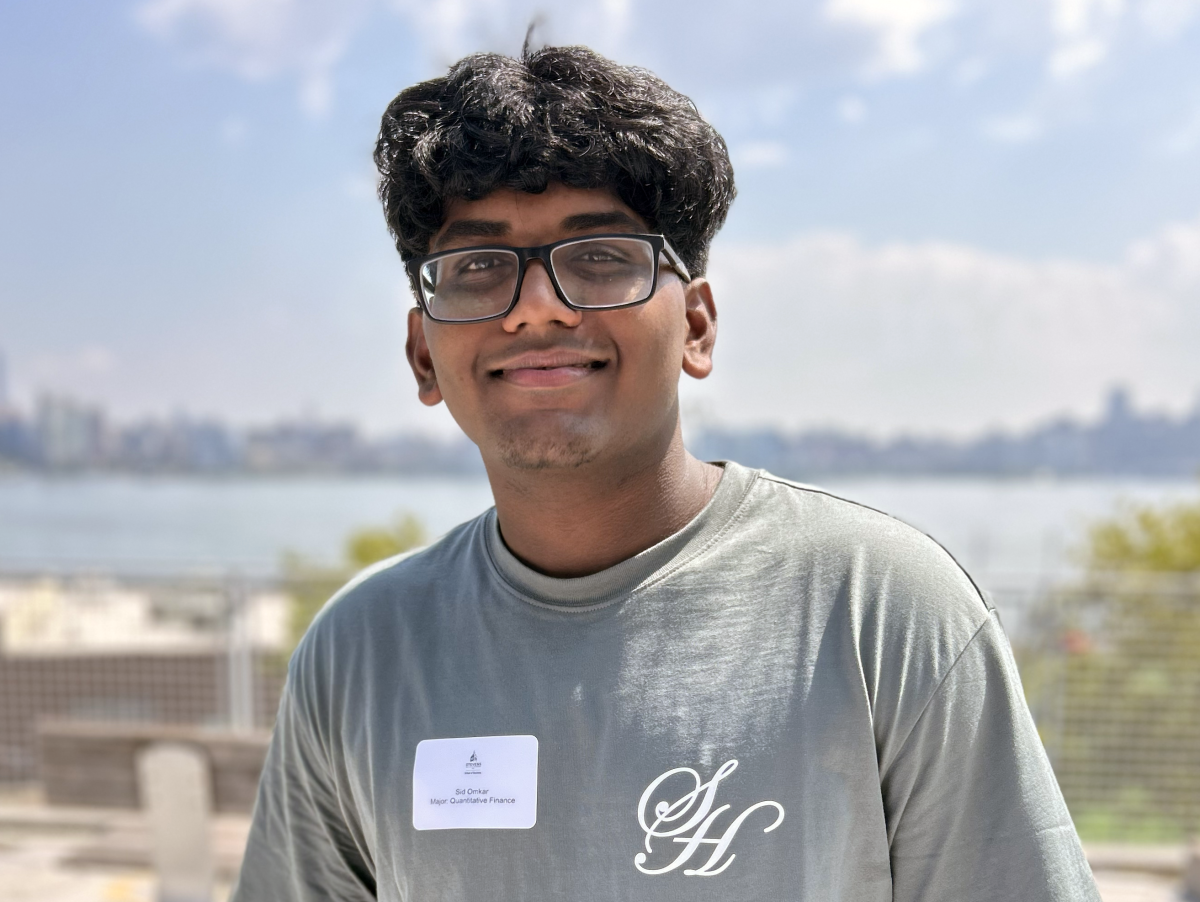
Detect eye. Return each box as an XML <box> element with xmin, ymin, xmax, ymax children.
<box><xmin>455</xmin><ymin>253</ymin><xmax>509</xmax><ymax>274</ymax></box>
<box><xmin>571</xmin><ymin>244</ymin><xmax>633</xmax><ymax>264</ymax></box>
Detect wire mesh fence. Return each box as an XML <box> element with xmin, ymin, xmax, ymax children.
<box><xmin>997</xmin><ymin>572</ymin><xmax>1200</xmax><ymax>842</ymax></box>
<box><xmin>0</xmin><ymin>567</ymin><xmax>1197</xmax><ymax>841</ymax></box>
<box><xmin>0</xmin><ymin>571</ymin><xmax>288</xmax><ymax>785</ymax></box>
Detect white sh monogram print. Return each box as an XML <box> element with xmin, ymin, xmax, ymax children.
<box><xmin>634</xmin><ymin>759</ymin><xmax>785</xmax><ymax>876</ymax></box>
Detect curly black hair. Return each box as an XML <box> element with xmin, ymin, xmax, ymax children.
<box><xmin>374</xmin><ymin>44</ymin><xmax>735</xmax><ymax>278</ymax></box>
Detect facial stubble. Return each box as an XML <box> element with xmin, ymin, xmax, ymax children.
<box><xmin>491</xmin><ymin>413</ymin><xmax>603</xmax><ymax>470</ymax></box>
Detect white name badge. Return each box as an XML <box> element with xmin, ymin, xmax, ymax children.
<box><xmin>412</xmin><ymin>735</ymin><xmax>538</xmax><ymax>831</ymax></box>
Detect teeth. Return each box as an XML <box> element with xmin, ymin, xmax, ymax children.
<box><xmin>490</xmin><ymin>361</ymin><xmax>604</xmax><ymax>374</ymax></box>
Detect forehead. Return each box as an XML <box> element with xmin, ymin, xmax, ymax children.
<box><xmin>431</xmin><ymin>184</ymin><xmax>648</xmax><ymax>250</ymax></box>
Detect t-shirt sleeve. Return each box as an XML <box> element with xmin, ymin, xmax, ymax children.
<box><xmin>230</xmin><ymin>680</ymin><xmax>376</xmax><ymax>902</ymax></box>
<box><xmin>880</xmin><ymin>611</ymin><xmax>1101</xmax><ymax>901</ymax></box>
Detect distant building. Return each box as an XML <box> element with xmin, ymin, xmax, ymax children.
<box><xmin>694</xmin><ymin>385</ymin><xmax>1200</xmax><ymax>479</ymax></box>
<box><xmin>0</xmin><ymin>348</ymin><xmax>9</xmax><ymax>413</ymax></box>
<box><xmin>117</xmin><ymin>416</ymin><xmax>240</xmax><ymax>472</ymax></box>
<box><xmin>244</xmin><ymin>420</ymin><xmax>363</xmax><ymax>472</ymax></box>
<box><xmin>0</xmin><ymin>415</ymin><xmax>35</xmax><ymax>466</ymax></box>
<box><xmin>2</xmin><ymin>376</ymin><xmax>1198</xmax><ymax>477</ymax></box>
<box><xmin>35</xmin><ymin>394</ymin><xmax>108</xmax><ymax>469</ymax></box>
<box><xmin>0</xmin><ymin>351</ymin><xmax>33</xmax><ymax>465</ymax></box>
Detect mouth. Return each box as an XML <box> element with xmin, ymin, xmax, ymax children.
<box><xmin>487</xmin><ymin>354</ymin><xmax>609</xmax><ymax>388</ymax></box>
<box><xmin>489</xmin><ymin>360</ymin><xmax>607</xmax><ymax>376</ymax></box>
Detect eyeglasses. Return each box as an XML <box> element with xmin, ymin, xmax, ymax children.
<box><xmin>406</xmin><ymin>233</ymin><xmax>692</xmax><ymax>324</ymax></box>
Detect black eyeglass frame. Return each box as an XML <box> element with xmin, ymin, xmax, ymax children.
<box><xmin>406</xmin><ymin>233</ymin><xmax>693</xmax><ymax>324</ymax></box>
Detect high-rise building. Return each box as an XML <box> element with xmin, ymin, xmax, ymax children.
<box><xmin>36</xmin><ymin>394</ymin><xmax>108</xmax><ymax>468</ymax></box>
<box><xmin>0</xmin><ymin>348</ymin><xmax>9</xmax><ymax>412</ymax></box>
<box><xmin>0</xmin><ymin>351</ymin><xmax>37</xmax><ymax>463</ymax></box>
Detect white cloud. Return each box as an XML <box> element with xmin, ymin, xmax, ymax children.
<box><xmin>1048</xmin><ymin>36</ymin><xmax>1109</xmax><ymax>78</ymax></box>
<box><xmin>1053</xmin><ymin>0</ymin><xmax>1125</xmax><ymax>35</ymax></box>
<box><xmin>1048</xmin><ymin>0</ymin><xmax>1123</xmax><ymax>79</ymax></box>
<box><xmin>389</xmin><ymin>0</ymin><xmax>635</xmax><ymax>70</ymax></box>
<box><xmin>732</xmin><ymin>141</ymin><xmax>789</xmax><ymax>169</ymax></box>
<box><xmin>561</xmin><ymin>0</ymin><xmax>634</xmax><ymax>57</ymax></box>
<box><xmin>981</xmin><ymin>114</ymin><xmax>1043</xmax><ymax>143</ymax></box>
<box><xmin>388</xmin><ymin>0</ymin><xmax>504</xmax><ymax>67</ymax></box>
<box><xmin>825</xmin><ymin>0</ymin><xmax>957</xmax><ymax>77</ymax></box>
<box><xmin>814</xmin><ymin>0</ymin><xmax>1198</xmax><ymax>98</ymax></box>
<box><xmin>130</xmin><ymin>0</ymin><xmax>1200</xmax><ymax>133</ymax></box>
<box><xmin>971</xmin><ymin>0</ymin><xmax>1197</xmax><ymax>145</ymax></box>
<box><xmin>1125</xmin><ymin>214</ymin><xmax>1200</xmax><ymax>289</ymax></box>
<box><xmin>838</xmin><ymin>95</ymin><xmax>868</xmax><ymax>124</ymax></box>
<box><xmin>135</xmin><ymin>0</ymin><xmax>373</xmax><ymax>116</ymax></box>
<box><xmin>135</xmin><ymin>0</ymin><xmax>637</xmax><ymax>114</ymax></box>
<box><xmin>953</xmin><ymin>56</ymin><xmax>988</xmax><ymax>87</ymax></box>
<box><xmin>693</xmin><ymin>216</ymin><xmax>1200</xmax><ymax>435</ymax></box>
<box><xmin>1158</xmin><ymin>105</ymin><xmax>1200</xmax><ymax>156</ymax></box>
<box><xmin>1138</xmin><ymin>0</ymin><xmax>1200</xmax><ymax>37</ymax></box>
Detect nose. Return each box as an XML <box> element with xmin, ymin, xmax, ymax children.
<box><xmin>502</xmin><ymin>259</ymin><xmax>583</xmax><ymax>332</ymax></box>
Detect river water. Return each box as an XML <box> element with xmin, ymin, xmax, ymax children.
<box><xmin>1</xmin><ymin>472</ymin><xmax>1196</xmax><ymax>595</ymax></box>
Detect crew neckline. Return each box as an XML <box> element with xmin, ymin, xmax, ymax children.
<box><xmin>483</xmin><ymin>461</ymin><xmax>758</xmax><ymax>609</ymax></box>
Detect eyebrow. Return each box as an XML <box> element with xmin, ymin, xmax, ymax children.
<box><xmin>432</xmin><ymin>219</ymin><xmax>509</xmax><ymax>250</ymax></box>
<box><xmin>431</xmin><ymin>209</ymin><xmax>646</xmax><ymax>251</ymax></box>
<box><xmin>560</xmin><ymin>211</ymin><xmax>644</xmax><ymax>232</ymax></box>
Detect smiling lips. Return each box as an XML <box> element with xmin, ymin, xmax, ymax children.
<box><xmin>488</xmin><ymin>351</ymin><xmax>609</xmax><ymax>388</ymax></box>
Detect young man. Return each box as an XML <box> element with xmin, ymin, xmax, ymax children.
<box><xmin>233</xmin><ymin>45</ymin><xmax>1099</xmax><ymax>901</ymax></box>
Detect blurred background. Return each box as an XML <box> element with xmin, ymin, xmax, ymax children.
<box><xmin>2</xmin><ymin>1</ymin><xmax>1199</xmax><ymax>899</ymax></box>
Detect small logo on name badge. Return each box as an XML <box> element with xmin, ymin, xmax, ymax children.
<box><xmin>464</xmin><ymin>751</ymin><xmax>482</xmax><ymax>776</ymax></box>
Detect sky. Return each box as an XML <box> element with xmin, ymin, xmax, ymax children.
<box><xmin>3</xmin><ymin>0</ymin><xmax>1200</xmax><ymax>438</ymax></box>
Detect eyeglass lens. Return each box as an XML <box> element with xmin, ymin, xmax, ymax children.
<box><xmin>419</xmin><ymin>237</ymin><xmax>657</xmax><ymax>321</ymax></box>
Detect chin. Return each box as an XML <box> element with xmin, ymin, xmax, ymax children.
<box><xmin>492</xmin><ymin>422</ymin><xmax>602</xmax><ymax>471</ymax></box>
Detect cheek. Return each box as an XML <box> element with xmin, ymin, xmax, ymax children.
<box><xmin>425</xmin><ymin>330</ymin><xmax>477</xmax><ymax>406</ymax></box>
<box><xmin>625</xmin><ymin>300</ymin><xmax>687</xmax><ymax>375</ymax></box>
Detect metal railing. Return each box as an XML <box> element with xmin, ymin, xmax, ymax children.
<box><xmin>0</xmin><ymin>570</ymin><xmax>288</xmax><ymax>783</ymax></box>
<box><xmin>996</xmin><ymin>572</ymin><xmax>1200</xmax><ymax>841</ymax></box>
<box><xmin>2</xmin><ymin>568</ymin><xmax>1198</xmax><ymax>841</ymax></box>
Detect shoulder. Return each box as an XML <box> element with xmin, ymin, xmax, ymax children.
<box><xmin>733</xmin><ymin>467</ymin><xmax>1000</xmax><ymax>743</ymax></box>
<box><xmin>746</xmin><ymin>468</ymin><xmax>984</xmax><ymax>594</ymax></box>
<box><xmin>724</xmin><ymin>464</ymin><xmax>991</xmax><ymax>639</ymax></box>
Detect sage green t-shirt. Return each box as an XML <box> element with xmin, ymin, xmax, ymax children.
<box><xmin>233</xmin><ymin>462</ymin><xmax>1099</xmax><ymax>901</ymax></box>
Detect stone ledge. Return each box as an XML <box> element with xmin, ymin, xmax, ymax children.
<box><xmin>37</xmin><ymin>720</ymin><xmax>270</xmax><ymax>812</ymax></box>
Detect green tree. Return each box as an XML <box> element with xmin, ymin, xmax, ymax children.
<box><xmin>1029</xmin><ymin>495</ymin><xmax>1200</xmax><ymax>841</ymax></box>
<box><xmin>345</xmin><ymin>513</ymin><xmax>427</xmax><ymax>570</ymax></box>
<box><xmin>284</xmin><ymin>513</ymin><xmax>428</xmax><ymax>650</ymax></box>
<box><xmin>1087</xmin><ymin>500</ymin><xmax>1200</xmax><ymax>571</ymax></box>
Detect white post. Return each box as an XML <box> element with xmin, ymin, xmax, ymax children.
<box><xmin>226</xmin><ymin>578</ymin><xmax>255</xmax><ymax>732</ymax></box>
<box><xmin>137</xmin><ymin>742</ymin><xmax>215</xmax><ymax>902</ymax></box>
<box><xmin>1184</xmin><ymin>840</ymin><xmax>1200</xmax><ymax>902</ymax></box>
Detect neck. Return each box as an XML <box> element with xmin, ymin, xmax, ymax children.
<box><xmin>485</xmin><ymin>423</ymin><xmax>722</xmax><ymax>578</ymax></box>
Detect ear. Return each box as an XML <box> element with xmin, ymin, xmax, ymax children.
<box><xmin>406</xmin><ymin>307</ymin><xmax>444</xmax><ymax>407</ymax></box>
<box><xmin>680</xmin><ymin>278</ymin><xmax>717</xmax><ymax>380</ymax></box>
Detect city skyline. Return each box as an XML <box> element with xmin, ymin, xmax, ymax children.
<box><xmin>4</xmin><ymin>359</ymin><xmax>1198</xmax><ymax>478</ymax></box>
<box><xmin>2</xmin><ymin>342</ymin><xmax>1198</xmax><ymax>437</ymax></box>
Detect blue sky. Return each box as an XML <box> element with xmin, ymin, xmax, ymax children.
<box><xmin>3</xmin><ymin>0</ymin><xmax>1200</xmax><ymax>437</ymax></box>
